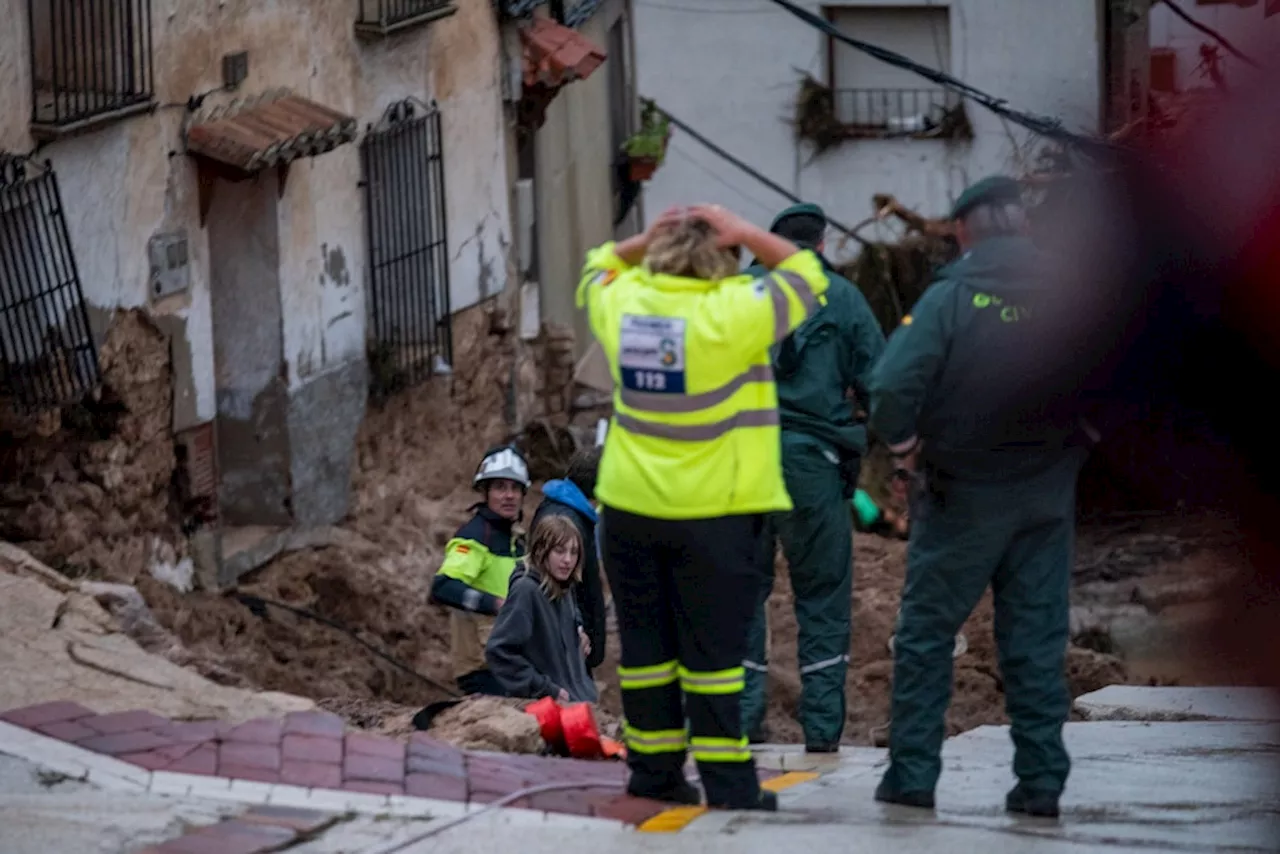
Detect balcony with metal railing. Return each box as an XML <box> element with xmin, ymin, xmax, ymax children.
<box><xmin>27</xmin><ymin>0</ymin><xmax>156</xmax><ymax>140</ymax></box>
<box><xmin>355</xmin><ymin>0</ymin><xmax>458</xmax><ymax>39</ymax></box>
<box><xmin>832</xmin><ymin>88</ymin><xmax>970</xmax><ymax>140</ymax></box>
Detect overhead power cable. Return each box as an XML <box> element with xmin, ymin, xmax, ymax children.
<box><xmin>763</xmin><ymin>0</ymin><xmax>1117</xmax><ymax>155</ymax></box>
<box><xmin>1157</xmin><ymin>0</ymin><xmax>1261</xmax><ymax>69</ymax></box>
<box><xmin>656</xmin><ymin>108</ymin><xmax>868</xmax><ymax>244</ymax></box>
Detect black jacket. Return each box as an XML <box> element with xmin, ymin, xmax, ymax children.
<box><xmin>484</xmin><ymin>564</ymin><xmax>599</xmax><ymax>703</ymax></box>
<box><xmin>531</xmin><ymin>480</ymin><xmax>606</xmax><ymax>671</ymax></box>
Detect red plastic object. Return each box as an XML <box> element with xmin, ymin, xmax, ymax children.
<box><xmin>560</xmin><ymin>703</ymin><xmax>603</xmax><ymax>759</ymax></box>
<box><xmin>525</xmin><ymin>697</ymin><xmax>564</xmax><ymax>747</ymax></box>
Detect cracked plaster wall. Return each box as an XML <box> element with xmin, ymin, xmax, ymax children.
<box><xmin>0</xmin><ymin>0</ymin><xmax>512</xmax><ymax>425</ymax></box>
<box><xmin>634</xmin><ymin>0</ymin><xmax>1102</xmax><ymax>235</ymax></box>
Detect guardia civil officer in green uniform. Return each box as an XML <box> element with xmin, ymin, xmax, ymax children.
<box><xmin>739</xmin><ymin>203</ymin><xmax>885</xmax><ymax>751</ymax></box>
<box><xmin>869</xmin><ymin>176</ymin><xmax>1091</xmax><ymax>818</ymax></box>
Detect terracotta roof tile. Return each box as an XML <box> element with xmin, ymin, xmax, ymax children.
<box><xmin>521</xmin><ymin>17</ymin><xmax>606</xmax><ymax>89</ymax></box>
<box><xmin>186</xmin><ymin>90</ymin><xmax>358</xmax><ymax>173</ymax></box>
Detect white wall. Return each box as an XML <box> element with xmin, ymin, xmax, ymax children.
<box><xmin>634</xmin><ymin>0</ymin><xmax>1100</xmax><ymax>258</ymax></box>
<box><xmin>0</xmin><ymin>0</ymin><xmax>511</xmax><ymax>423</ymax></box>
<box><xmin>1149</xmin><ymin>1</ymin><xmax>1279</xmax><ymax>90</ymax></box>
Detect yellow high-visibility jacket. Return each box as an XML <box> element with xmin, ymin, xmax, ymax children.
<box><xmin>577</xmin><ymin>242</ymin><xmax>829</xmax><ymax>520</ymax></box>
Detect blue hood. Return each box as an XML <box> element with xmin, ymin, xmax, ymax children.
<box><xmin>542</xmin><ymin>479</ymin><xmax>598</xmax><ymax>523</ymax></box>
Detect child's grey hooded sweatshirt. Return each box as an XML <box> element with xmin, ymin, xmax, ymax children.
<box><xmin>484</xmin><ymin>564</ymin><xmax>599</xmax><ymax>703</ymax></box>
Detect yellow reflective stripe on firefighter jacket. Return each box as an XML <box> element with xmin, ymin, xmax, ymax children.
<box><xmin>576</xmin><ymin>242</ymin><xmax>830</xmax><ymax>520</ymax></box>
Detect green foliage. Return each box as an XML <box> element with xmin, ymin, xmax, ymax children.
<box><xmin>623</xmin><ymin>99</ymin><xmax>670</xmax><ymax>162</ymax></box>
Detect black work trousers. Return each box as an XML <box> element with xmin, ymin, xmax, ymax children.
<box><xmin>602</xmin><ymin>506</ymin><xmax>767</xmax><ymax>808</ymax></box>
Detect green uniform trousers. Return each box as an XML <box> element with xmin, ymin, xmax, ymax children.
<box><xmin>879</xmin><ymin>450</ymin><xmax>1086</xmax><ymax>796</ymax></box>
<box><xmin>742</xmin><ymin>433</ymin><xmax>854</xmax><ymax>746</ymax></box>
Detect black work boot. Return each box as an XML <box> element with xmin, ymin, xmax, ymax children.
<box><xmin>1006</xmin><ymin>784</ymin><xmax>1061</xmax><ymax>818</ymax></box>
<box><xmin>707</xmin><ymin>787</ymin><xmax>778</xmax><ymax>812</ymax></box>
<box><xmin>626</xmin><ymin>771</ymin><xmax>702</xmax><ymax>805</ymax></box>
<box><xmin>874</xmin><ymin>776</ymin><xmax>935</xmax><ymax>809</ymax></box>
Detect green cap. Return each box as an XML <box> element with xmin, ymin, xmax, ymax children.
<box><xmin>950</xmin><ymin>175</ymin><xmax>1023</xmax><ymax>220</ymax></box>
<box><xmin>769</xmin><ymin>202</ymin><xmax>826</xmax><ymax>231</ymax></box>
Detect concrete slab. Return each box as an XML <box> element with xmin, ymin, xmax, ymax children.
<box><xmin>1075</xmin><ymin>685</ymin><xmax>1280</xmax><ymax>723</ymax></box>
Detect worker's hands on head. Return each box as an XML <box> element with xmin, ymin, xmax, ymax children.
<box><xmin>688</xmin><ymin>203</ymin><xmax>751</xmax><ymax>248</ymax></box>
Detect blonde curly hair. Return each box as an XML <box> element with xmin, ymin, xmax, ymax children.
<box><xmin>646</xmin><ymin>215</ymin><xmax>741</xmax><ymax>281</ymax></box>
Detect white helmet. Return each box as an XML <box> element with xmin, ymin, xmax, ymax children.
<box><xmin>474</xmin><ymin>445</ymin><xmax>531</xmax><ymax>490</ymax></box>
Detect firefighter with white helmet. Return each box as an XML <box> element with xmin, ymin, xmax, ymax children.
<box><xmin>429</xmin><ymin>444</ymin><xmax>531</xmax><ymax>695</ymax></box>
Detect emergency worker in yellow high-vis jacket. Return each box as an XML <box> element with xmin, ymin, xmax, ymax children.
<box><xmin>577</xmin><ymin>204</ymin><xmax>830</xmax><ymax>812</ymax></box>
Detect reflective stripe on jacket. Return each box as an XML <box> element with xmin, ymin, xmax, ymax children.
<box><xmin>577</xmin><ymin>242</ymin><xmax>830</xmax><ymax>520</ymax></box>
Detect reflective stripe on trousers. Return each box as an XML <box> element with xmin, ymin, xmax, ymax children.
<box><xmin>680</xmin><ymin>664</ymin><xmax>746</xmax><ymax>695</ymax></box>
<box><xmin>618</xmin><ymin>659</ymin><xmax>679</xmax><ymax>690</ymax></box>
<box><xmin>799</xmin><ymin>653</ymin><xmax>850</xmax><ymax>676</ymax></box>
<box><xmin>623</xmin><ymin>722</ymin><xmax>688</xmax><ymax>755</ymax></box>
<box><xmin>691</xmin><ymin>735</ymin><xmax>751</xmax><ymax>764</ymax></box>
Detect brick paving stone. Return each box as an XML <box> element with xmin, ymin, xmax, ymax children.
<box><xmin>343</xmin><ymin>753</ymin><xmax>405</xmax><ymax>784</ymax></box>
<box><xmin>404</xmin><ymin>772</ymin><xmax>468</xmax><ymax>801</ymax></box>
<box><xmin>80</xmin><ymin>710</ymin><xmax>169</xmax><ymax>735</ymax></box>
<box><xmin>155</xmin><ymin>721</ymin><xmax>226</xmax><ymax>744</ymax></box>
<box><xmin>219</xmin><ymin>741</ymin><xmax>281</xmax><ymax>771</ymax></box>
<box><xmin>219</xmin><ymin>764</ymin><xmax>282</xmax><ymax>784</ymax></box>
<box><xmin>167</xmin><ymin>744</ymin><xmax>218</xmax><ymax>775</ymax></box>
<box><xmin>282</xmin><ymin>733</ymin><xmax>342</xmax><ymax>764</ymax></box>
<box><xmin>280</xmin><ymin>759</ymin><xmax>343</xmax><ymax>789</ymax></box>
<box><xmin>469</xmin><ymin>789</ymin><xmax>532</xmax><ymax>808</ymax></box>
<box><xmin>282</xmin><ymin>710</ymin><xmax>345</xmax><ymax>738</ymax></box>
<box><xmin>408</xmin><ymin>733</ymin><xmax>464</xmax><ymax>764</ymax></box>
<box><xmin>224</xmin><ymin>717</ymin><xmax>284</xmax><ymax>745</ymax></box>
<box><xmin>0</xmin><ymin>701</ymin><xmax>95</xmax><ymax>729</ymax></box>
<box><xmin>465</xmin><ymin>756</ymin><xmax>532</xmax><ymax>799</ymax></box>
<box><xmin>405</xmin><ymin>753</ymin><xmax>467</xmax><ymax>777</ymax></box>
<box><xmin>344</xmin><ymin>779</ymin><xmax>404</xmax><ymax>795</ymax></box>
<box><xmin>78</xmin><ymin>729</ymin><xmax>175</xmax><ymax>756</ymax></box>
<box><xmin>528</xmin><ymin>786</ymin><xmax>618</xmax><ymax>816</ymax></box>
<box><xmin>34</xmin><ymin>720</ymin><xmax>98</xmax><ymax>742</ymax></box>
<box><xmin>118</xmin><ymin>749</ymin><xmax>179</xmax><ymax>770</ymax></box>
<box><xmin>345</xmin><ymin>732</ymin><xmax>405</xmax><ymax>760</ymax></box>
<box><xmin>591</xmin><ymin>793</ymin><xmax>667</xmax><ymax>825</ymax></box>
<box><xmin>238</xmin><ymin>805</ymin><xmax>339</xmax><ymax>834</ymax></box>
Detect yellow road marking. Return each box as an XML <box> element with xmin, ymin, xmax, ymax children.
<box><xmin>637</xmin><ymin>770</ymin><xmax>821</xmax><ymax>833</ymax></box>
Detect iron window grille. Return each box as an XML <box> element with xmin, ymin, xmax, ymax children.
<box><xmin>355</xmin><ymin>0</ymin><xmax>458</xmax><ymax>38</ymax></box>
<box><xmin>360</xmin><ymin>99</ymin><xmax>453</xmax><ymax>399</ymax></box>
<box><xmin>27</xmin><ymin>0</ymin><xmax>156</xmax><ymax>138</ymax></box>
<box><xmin>833</xmin><ymin>88</ymin><xmax>966</xmax><ymax>139</ymax></box>
<box><xmin>0</xmin><ymin>155</ymin><xmax>101</xmax><ymax>413</ymax></box>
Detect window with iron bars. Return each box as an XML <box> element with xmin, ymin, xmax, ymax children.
<box><xmin>355</xmin><ymin>0</ymin><xmax>458</xmax><ymax>38</ymax></box>
<box><xmin>360</xmin><ymin>99</ymin><xmax>453</xmax><ymax>400</ymax></box>
<box><xmin>27</xmin><ymin>0</ymin><xmax>155</xmax><ymax>139</ymax></box>
<box><xmin>0</xmin><ymin>155</ymin><xmax>101</xmax><ymax>413</ymax></box>
<box><xmin>831</xmin><ymin>88</ymin><xmax>966</xmax><ymax>138</ymax></box>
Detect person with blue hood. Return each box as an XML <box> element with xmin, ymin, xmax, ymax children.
<box><xmin>739</xmin><ymin>202</ymin><xmax>886</xmax><ymax>752</ymax></box>
<box><xmin>868</xmin><ymin>176</ymin><xmax>1093</xmax><ymax>818</ymax></box>
<box><xmin>531</xmin><ymin>445</ymin><xmax>607</xmax><ymax>675</ymax></box>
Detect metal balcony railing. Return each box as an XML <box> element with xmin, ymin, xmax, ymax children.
<box><xmin>0</xmin><ymin>155</ymin><xmax>101</xmax><ymax>413</ymax></box>
<box><xmin>361</xmin><ymin>100</ymin><xmax>453</xmax><ymax>399</ymax></box>
<box><xmin>832</xmin><ymin>88</ymin><xmax>964</xmax><ymax>137</ymax></box>
<box><xmin>355</xmin><ymin>0</ymin><xmax>458</xmax><ymax>38</ymax></box>
<box><xmin>27</xmin><ymin>0</ymin><xmax>155</xmax><ymax>137</ymax></box>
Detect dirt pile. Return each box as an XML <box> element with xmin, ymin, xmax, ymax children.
<box><xmin>428</xmin><ymin>696</ymin><xmax>544</xmax><ymax>753</ymax></box>
<box><xmin>0</xmin><ymin>310</ymin><xmax>185</xmax><ymax>584</ymax></box>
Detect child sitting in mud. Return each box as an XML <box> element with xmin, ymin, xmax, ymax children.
<box><xmin>484</xmin><ymin>514</ymin><xmax>599</xmax><ymax>703</ymax></box>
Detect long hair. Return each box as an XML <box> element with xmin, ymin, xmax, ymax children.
<box><xmin>646</xmin><ymin>215</ymin><xmax>741</xmax><ymax>281</ymax></box>
<box><xmin>526</xmin><ymin>514</ymin><xmax>583</xmax><ymax>601</ymax></box>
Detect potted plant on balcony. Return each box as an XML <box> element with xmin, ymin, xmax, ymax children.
<box><xmin>623</xmin><ymin>100</ymin><xmax>671</xmax><ymax>182</ymax></box>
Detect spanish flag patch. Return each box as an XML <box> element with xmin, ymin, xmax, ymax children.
<box><xmin>455</xmin><ymin>544</ymin><xmax>471</xmax><ymax>554</ymax></box>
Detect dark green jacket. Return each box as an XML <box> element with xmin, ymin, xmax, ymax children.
<box><xmin>747</xmin><ymin>253</ymin><xmax>886</xmax><ymax>457</ymax></box>
<box><xmin>867</xmin><ymin>236</ymin><xmax>1083</xmax><ymax>481</ymax></box>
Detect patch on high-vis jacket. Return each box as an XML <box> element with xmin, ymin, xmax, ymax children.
<box><xmin>593</xmin><ymin>269</ymin><xmax>618</xmax><ymax>287</ymax></box>
<box><xmin>455</xmin><ymin>544</ymin><xmax>471</xmax><ymax>554</ymax></box>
